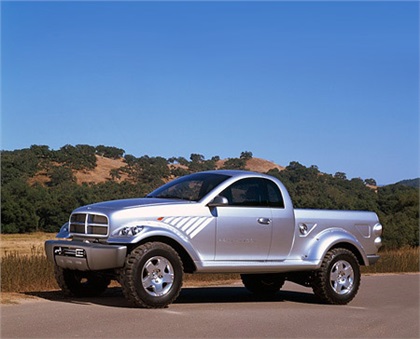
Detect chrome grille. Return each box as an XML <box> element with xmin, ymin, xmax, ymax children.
<box><xmin>69</xmin><ymin>213</ymin><xmax>109</xmax><ymax>236</ymax></box>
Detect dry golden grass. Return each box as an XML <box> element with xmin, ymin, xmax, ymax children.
<box><xmin>29</xmin><ymin>156</ymin><xmax>284</xmax><ymax>186</ymax></box>
<box><xmin>245</xmin><ymin>157</ymin><xmax>285</xmax><ymax>172</ymax></box>
<box><xmin>0</xmin><ymin>232</ymin><xmax>56</xmax><ymax>257</ymax></box>
<box><xmin>1</xmin><ymin>248</ymin><xmax>58</xmax><ymax>293</ymax></box>
<box><xmin>28</xmin><ymin>155</ymin><xmax>128</xmax><ymax>186</ymax></box>
<box><xmin>361</xmin><ymin>247</ymin><xmax>419</xmax><ymax>274</ymax></box>
<box><xmin>74</xmin><ymin>155</ymin><xmax>128</xmax><ymax>184</ymax></box>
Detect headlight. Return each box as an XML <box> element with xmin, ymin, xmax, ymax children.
<box><xmin>60</xmin><ymin>222</ymin><xmax>69</xmax><ymax>233</ymax></box>
<box><xmin>372</xmin><ymin>223</ymin><xmax>383</xmax><ymax>249</ymax></box>
<box><xmin>56</xmin><ymin>222</ymin><xmax>71</xmax><ymax>238</ymax></box>
<box><xmin>117</xmin><ymin>226</ymin><xmax>144</xmax><ymax>237</ymax></box>
<box><xmin>373</xmin><ymin>223</ymin><xmax>383</xmax><ymax>237</ymax></box>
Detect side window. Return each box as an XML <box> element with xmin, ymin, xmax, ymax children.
<box><xmin>220</xmin><ymin>178</ymin><xmax>284</xmax><ymax>208</ymax></box>
<box><xmin>221</xmin><ymin>178</ymin><xmax>265</xmax><ymax>207</ymax></box>
<box><xmin>266</xmin><ymin>180</ymin><xmax>285</xmax><ymax>208</ymax></box>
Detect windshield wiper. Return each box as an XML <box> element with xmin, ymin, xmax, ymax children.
<box><xmin>146</xmin><ymin>194</ymin><xmax>197</xmax><ymax>201</ymax></box>
<box><xmin>151</xmin><ymin>195</ymin><xmax>185</xmax><ymax>200</ymax></box>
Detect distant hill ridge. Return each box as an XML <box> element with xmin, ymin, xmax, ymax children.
<box><xmin>30</xmin><ymin>154</ymin><xmax>285</xmax><ymax>186</ymax></box>
<box><xmin>5</xmin><ymin>144</ymin><xmax>417</xmax><ymax>187</ymax></box>
<box><xmin>397</xmin><ymin>178</ymin><xmax>420</xmax><ymax>188</ymax></box>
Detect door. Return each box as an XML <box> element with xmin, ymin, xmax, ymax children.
<box><xmin>215</xmin><ymin>178</ymin><xmax>273</xmax><ymax>261</ymax></box>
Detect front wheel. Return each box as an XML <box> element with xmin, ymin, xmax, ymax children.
<box><xmin>120</xmin><ymin>242</ymin><xmax>184</xmax><ymax>308</ymax></box>
<box><xmin>312</xmin><ymin>248</ymin><xmax>361</xmax><ymax>305</ymax></box>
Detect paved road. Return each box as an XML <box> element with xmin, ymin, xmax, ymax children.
<box><xmin>1</xmin><ymin>274</ymin><xmax>419</xmax><ymax>338</ymax></box>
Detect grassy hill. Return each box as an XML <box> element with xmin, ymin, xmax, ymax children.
<box><xmin>29</xmin><ymin>154</ymin><xmax>285</xmax><ymax>186</ymax></box>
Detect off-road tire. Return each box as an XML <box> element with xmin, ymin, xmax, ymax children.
<box><xmin>120</xmin><ymin>242</ymin><xmax>184</xmax><ymax>308</ymax></box>
<box><xmin>241</xmin><ymin>273</ymin><xmax>285</xmax><ymax>296</ymax></box>
<box><xmin>312</xmin><ymin>248</ymin><xmax>361</xmax><ymax>305</ymax></box>
<box><xmin>54</xmin><ymin>266</ymin><xmax>110</xmax><ymax>297</ymax></box>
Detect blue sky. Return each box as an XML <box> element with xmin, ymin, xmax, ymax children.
<box><xmin>2</xmin><ymin>1</ymin><xmax>419</xmax><ymax>185</ymax></box>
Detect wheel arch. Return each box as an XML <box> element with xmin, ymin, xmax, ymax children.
<box><xmin>128</xmin><ymin>236</ymin><xmax>197</xmax><ymax>273</ymax></box>
<box><xmin>329</xmin><ymin>242</ymin><xmax>366</xmax><ymax>266</ymax></box>
<box><xmin>307</xmin><ymin>229</ymin><xmax>369</xmax><ymax>267</ymax></box>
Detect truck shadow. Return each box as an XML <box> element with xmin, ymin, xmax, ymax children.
<box><xmin>177</xmin><ymin>286</ymin><xmax>319</xmax><ymax>305</ymax></box>
<box><xmin>26</xmin><ymin>285</ymin><xmax>319</xmax><ymax>308</ymax></box>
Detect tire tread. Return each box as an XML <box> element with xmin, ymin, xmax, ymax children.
<box><xmin>312</xmin><ymin>248</ymin><xmax>360</xmax><ymax>305</ymax></box>
<box><xmin>120</xmin><ymin>242</ymin><xmax>184</xmax><ymax>308</ymax></box>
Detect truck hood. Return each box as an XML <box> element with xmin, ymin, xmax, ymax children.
<box><xmin>74</xmin><ymin>197</ymin><xmax>192</xmax><ymax>212</ymax></box>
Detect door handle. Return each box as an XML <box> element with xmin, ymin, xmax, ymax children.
<box><xmin>257</xmin><ymin>217</ymin><xmax>271</xmax><ymax>225</ymax></box>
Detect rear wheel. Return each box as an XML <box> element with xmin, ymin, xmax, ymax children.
<box><xmin>54</xmin><ymin>266</ymin><xmax>110</xmax><ymax>297</ymax></box>
<box><xmin>312</xmin><ymin>248</ymin><xmax>361</xmax><ymax>305</ymax></box>
<box><xmin>241</xmin><ymin>273</ymin><xmax>285</xmax><ymax>296</ymax></box>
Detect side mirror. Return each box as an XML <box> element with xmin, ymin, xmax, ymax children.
<box><xmin>207</xmin><ymin>195</ymin><xmax>229</xmax><ymax>208</ymax></box>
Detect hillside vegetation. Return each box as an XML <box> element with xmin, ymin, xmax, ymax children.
<box><xmin>1</xmin><ymin>144</ymin><xmax>418</xmax><ymax>249</ymax></box>
<box><xmin>397</xmin><ymin>178</ymin><xmax>420</xmax><ymax>188</ymax></box>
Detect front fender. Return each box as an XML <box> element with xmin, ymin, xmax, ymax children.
<box><xmin>107</xmin><ymin>223</ymin><xmax>201</xmax><ymax>263</ymax></box>
<box><xmin>305</xmin><ymin>228</ymin><xmax>369</xmax><ymax>267</ymax></box>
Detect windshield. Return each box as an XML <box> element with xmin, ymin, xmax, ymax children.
<box><xmin>147</xmin><ymin>173</ymin><xmax>231</xmax><ymax>202</ymax></box>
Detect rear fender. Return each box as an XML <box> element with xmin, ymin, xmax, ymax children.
<box><xmin>305</xmin><ymin>228</ymin><xmax>368</xmax><ymax>267</ymax></box>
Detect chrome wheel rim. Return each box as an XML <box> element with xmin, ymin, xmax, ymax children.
<box><xmin>142</xmin><ymin>256</ymin><xmax>174</xmax><ymax>297</ymax></box>
<box><xmin>329</xmin><ymin>260</ymin><xmax>354</xmax><ymax>295</ymax></box>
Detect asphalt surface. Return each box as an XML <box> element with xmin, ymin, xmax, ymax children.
<box><xmin>1</xmin><ymin>273</ymin><xmax>419</xmax><ymax>338</ymax></box>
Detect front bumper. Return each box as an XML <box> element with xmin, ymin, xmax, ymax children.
<box><xmin>45</xmin><ymin>240</ymin><xmax>127</xmax><ymax>271</ymax></box>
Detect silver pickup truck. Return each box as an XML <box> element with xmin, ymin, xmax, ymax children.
<box><xmin>45</xmin><ymin>170</ymin><xmax>382</xmax><ymax>308</ymax></box>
